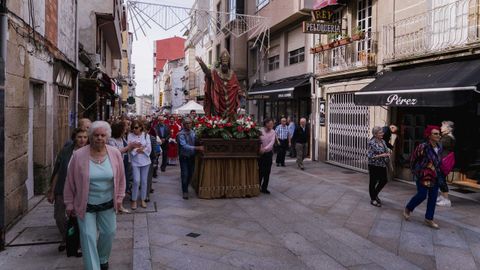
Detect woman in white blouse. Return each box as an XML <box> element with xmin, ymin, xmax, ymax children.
<box><xmin>127</xmin><ymin>120</ymin><xmax>152</xmax><ymax>210</ymax></box>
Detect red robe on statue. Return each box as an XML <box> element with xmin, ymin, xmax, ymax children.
<box><xmin>204</xmin><ymin>69</ymin><xmax>240</xmax><ymax>116</ymax></box>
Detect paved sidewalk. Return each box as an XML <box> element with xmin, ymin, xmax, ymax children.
<box><xmin>1</xmin><ymin>159</ymin><xmax>480</xmax><ymax>270</ymax></box>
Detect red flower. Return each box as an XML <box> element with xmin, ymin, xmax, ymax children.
<box><xmin>218</xmin><ymin>124</ymin><xmax>224</xmax><ymax>128</ymax></box>
<box><xmin>245</xmin><ymin>128</ymin><xmax>250</xmax><ymax>132</ymax></box>
<box><xmin>206</xmin><ymin>123</ymin><xmax>213</xmax><ymax>128</ymax></box>
<box><xmin>237</xmin><ymin>126</ymin><xmax>244</xmax><ymax>132</ymax></box>
<box><xmin>225</xmin><ymin>122</ymin><xmax>233</xmax><ymax>127</ymax></box>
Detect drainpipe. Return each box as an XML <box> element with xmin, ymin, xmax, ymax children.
<box><xmin>0</xmin><ymin>0</ymin><xmax>8</xmax><ymax>251</ymax></box>
<box><xmin>74</xmin><ymin>0</ymin><xmax>79</xmax><ymax>127</ymax></box>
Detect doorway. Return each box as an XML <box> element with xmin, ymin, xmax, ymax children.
<box><xmin>27</xmin><ymin>82</ymin><xmax>45</xmax><ymax>199</ymax></box>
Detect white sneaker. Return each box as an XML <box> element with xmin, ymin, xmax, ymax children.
<box><xmin>437</xmin><ymin>198</ymin><xmax>451</xmax><ymax>207</ymax></box>
<box><xmin>436</xmin><ymin>195</ymin><xmax>444</xmax><ymax>203</ymax></box>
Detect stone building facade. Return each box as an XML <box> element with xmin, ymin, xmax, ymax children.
<box><xmin>4</xmin><ymin>0</ymin><xmax>78</xmax><ymax>227</ymax></box>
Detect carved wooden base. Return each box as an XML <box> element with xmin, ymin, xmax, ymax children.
<box><xmin>200</xmin><ymin>138</ymin><xmax>260</xmax><ymax>159</ymax></box>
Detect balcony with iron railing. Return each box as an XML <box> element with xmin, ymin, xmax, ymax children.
<box><xmin>314</xmin><ymin>32</ymin><xmax>378</xmax><ymax>77</ymax></box>
<box><xmin>383</xmin><ymin>0</ymin><xmax>480</xmax><ymax>62</ymax></box>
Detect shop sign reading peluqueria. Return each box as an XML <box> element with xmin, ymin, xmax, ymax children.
<box><xmin>302</xmin><ymin>9</ymin><xmax>340</xmax><ymax>34</ymax></box>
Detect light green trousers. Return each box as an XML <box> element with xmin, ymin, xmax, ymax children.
<box><xmin>77</xmin><ymin>208</ymin><xmax>116</xmax><ymax>270</ymax></box>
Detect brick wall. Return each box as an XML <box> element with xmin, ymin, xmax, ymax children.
<box><xmin>45</xmin><ymin>0</ymin><xmax>58</xmax><ymax>46</ymax></box>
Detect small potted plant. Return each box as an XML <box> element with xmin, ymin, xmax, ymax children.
<box><xmin>327</xmin><ymin>33</ymin><xmax>340</xmax><ymax>47</ymax></box>
<box><xmin>351</xmin><ymin>26</ymin><xmax>366</xmax><ymax>41</ymax></box>
<box><xmin>338</xmin><ymin>33</ymin><xmax>351</xmax><ymax>46</ymax></box>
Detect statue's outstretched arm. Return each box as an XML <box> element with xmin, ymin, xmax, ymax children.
<box><xmin>195</xmin><ymin>56</ymin><xmax>211</xmax><ymax>79</ymax></box>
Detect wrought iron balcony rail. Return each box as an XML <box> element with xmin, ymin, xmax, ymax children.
<box><xmin>315</xmin><ymin>32</ymin><xmax>377</xmax><ymax>76</ymax></box>
<box><xmin>383</xmin><ymin>0</ymin><xmax>480</xmax><ymax>62</ymax></box>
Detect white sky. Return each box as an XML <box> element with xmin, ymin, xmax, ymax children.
<box><xmin>131</xmin><ymin>0</ymin><xmax>195</xmax><ymax>96</ymax></box>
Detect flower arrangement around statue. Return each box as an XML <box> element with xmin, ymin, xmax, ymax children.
<box><xmin>195</xmin><ymin>115</ymin><xmax>261</xmax><ymax>140</ymax></box>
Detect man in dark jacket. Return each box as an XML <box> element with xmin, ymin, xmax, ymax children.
<box><xmin>155</xmin><ymin>115</ymin><xmax>170</xmax><ymax>172</ymax></box>
<box><xmin>382</xmin><ymin>124</ymin><xmax>398</xmax><ymax>150</ymax></box>
<box><xmin>292</xmin><ymin>117</ymin><xmax>309</xmax><ymax>170</ymax></box>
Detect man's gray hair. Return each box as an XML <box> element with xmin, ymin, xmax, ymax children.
<box><xmin>372</xmin><ymin>126</ymin><xmax>383</xmax><ymax>136</ymax></box>
<box><xmin>88</xmin><ymin>121</ymin><xmax>112</xmax><ymax>140</ymax></box>
<box><xmin>183</xmin><ymin>116</ymin><xmax>193</xmax><ymax>124</ymax></box>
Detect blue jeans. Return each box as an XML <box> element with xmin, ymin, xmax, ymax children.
<box><xmin>179</xmin><ymin>155</ymin><xmax>195</xmax><ymax>193</ymax></box>
<box><xmin>131</xmin><ymin>165</ymin><xmax>150</xmax><ymax>201</ymax></box>
<box><xmin>406</xmin><ymin>176</ymin><xmax>439</xmax><ymax>220</ymax></box>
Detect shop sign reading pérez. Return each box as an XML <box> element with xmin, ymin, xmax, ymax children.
<box><xmin>385</xmin><ymin>94</ymin><xmax>418</xmax><ymax>106</ymax></box>
<box><xmin>302</xmin><ymin>9</ymin><xmax>340</xmax><ymax>34</ymax></box>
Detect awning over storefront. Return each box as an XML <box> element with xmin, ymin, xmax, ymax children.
<box><xmin>354</xmin><ymin>59</ymin><xmax>480</xmax><ymax>107</ymax></box>
<box><xmin>248</xmin><ymin>76</ymin><xmax>310</xmax><ymax>100</ymax></box>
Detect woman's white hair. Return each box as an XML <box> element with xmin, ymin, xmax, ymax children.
<box><xmin>88</xmin><ymin>121</ymin><xmax>112</xmax><ymax>140</ymax></box>
<box><xmin>372</xmin><ymin>126</ymin><xmax>383</xmax><ymax>136</ymax></box>
<box><xmin>441</xmin><ymin>121</ymin><xmax>454</xmax><ymax>132</ymax></box>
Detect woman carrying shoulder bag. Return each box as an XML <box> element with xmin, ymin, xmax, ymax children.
<box><xmin>367</xmin><ymin>126</ymin><xmax>391</xmax><ymax>207</ymax></box>
<box><xmin>404</xmin><ymin>125</ymin><xmax>443</xmax><ymax>229</ymax></box>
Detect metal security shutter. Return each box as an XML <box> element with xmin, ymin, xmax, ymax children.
<box><xmin>327</xmin><ymin>93</ymin><xmax>370</xmax><ymax>172</ymax></box>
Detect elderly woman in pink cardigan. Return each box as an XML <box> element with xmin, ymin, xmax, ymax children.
<box><xmin>64</xmin><ymin>121</ymin><xmax>126</xmax><ymax>270</ymax></box>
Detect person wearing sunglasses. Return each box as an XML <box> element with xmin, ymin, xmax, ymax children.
<box><xmin>127</xmin><ymin>120</ymin><xmax>152</xmax><ymax>210</ymax></box>
<box><xmin>404</xmin><ymin>125</ymin><xmax>443</xmax><ymax>229</ymax></box>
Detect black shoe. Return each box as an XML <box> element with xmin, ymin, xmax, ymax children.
<box><xmin>150</xmin><ymin>189</ymin><xmax>154</xmax><ymax>193</ymax></box>
<box><xmin>281</xmin><ymin>164</ymin><xmax>286</xmax><ymax>167</ymax></box>
<box><xmin>300</xmin><ymin>167</ymin><xmax>304</xmax><ymax>170</ymax></box>
<box><xmin>152</xmin><ymin>174</ymin><xmax>158</xmax><ymax>178</ymax></box>
<box><xmin>276</xmin><ymin>163</ymin><xmax>280</xmax><ymax>167</ymax></box>
<box><xmin>261</xmin><ymin>189</ymin><xmax>271</xmax><ymax>194</ymax></box>
<box><xmin>375</xmin><ymin>197</ymin><xmax>382</xmax><ymax>204</ymax></box>
<box><xmin>100</xmin><ymin>262</ymin><xmax>109</xmax><ymax>270</ymax></box>
<box><xmin>145</xmin><ymin>198</ymin><xmax>150</xmax><ymax>203</ymax></box>
<box><xmin>161</xmin><ymin>168</ymin><xmax>166</xmax><ymax>172</ymax></box>
<box><xmin>58</xmin><ymin>243</ymin><xmax>66</xmax><ymax>252</ymax></box>
<box><xmin>182</xmin><ymin>193</ymin><xmax>189</xmax><ymax>200</ymax></box>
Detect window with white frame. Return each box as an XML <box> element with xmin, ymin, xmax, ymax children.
<box><xmin>356</xmin><ymin>0</ymin><xmax>372</xmax><ymax>58</ymax></box>
<box><xmin>256</xmin><ymin>0</ymin><xmax>269</xmax><ymax>10</ymax></box>
<box><xmin>268</xmin><ymin>55</ymin><xmax>280</xmax><ymax>71</ymax></box>
<box><xmin>288</xmin><ymin>47</ymin><xmax>305</xmax><ymax>65</ymax></box>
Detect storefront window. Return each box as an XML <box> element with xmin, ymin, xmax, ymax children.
<box><xmin>401</xmin><ymin>114</ymin><xmax>426</xmax><ymax>166</ymax></box>
<box><xmin>265</xmin><ymin>101</ymin><xmax>272</xmax><ymax>118</ymax></box>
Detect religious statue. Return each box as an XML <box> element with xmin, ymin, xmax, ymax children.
<box><xmin>196</xmin><ymin>50</ymin><xmax>244</xmax><ymax>117</ymax></box>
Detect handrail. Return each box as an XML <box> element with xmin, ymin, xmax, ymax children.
<box><xmin>383</xmin><ymin>0</ymin><xmax>480</xmax><ymax>61</ymax></box>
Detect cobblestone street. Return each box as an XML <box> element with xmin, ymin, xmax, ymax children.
<box><xmin>1</xmin><ymin>160</ymin><xmax>480</xmax><ymax>270</ymax></box>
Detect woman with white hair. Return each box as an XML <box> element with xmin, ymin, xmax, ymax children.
<box><xmin>367</xmin><ymin>126</ymin><xmax>391</xmax><ymax>207</ymax></box>
<box><xmin>64</xmin><ymin>121</ymin><xmax>126</xmax><ymax>270</ymax></box>
<box><xmin>437</xmin><ymin>121</ymin><xmax>455</xmax><ymax>207</ymax></box>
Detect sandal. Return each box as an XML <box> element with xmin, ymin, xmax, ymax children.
<box><xmin>370</xmin><ymin>200</ymin><xmax>381</xmax><ymax>207</ymax></box>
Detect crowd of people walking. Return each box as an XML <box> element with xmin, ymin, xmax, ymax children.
<box><xmin>44</xmin><ymin>109</ymin><xmax>461</xmax><ymax>269</ymax></box>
